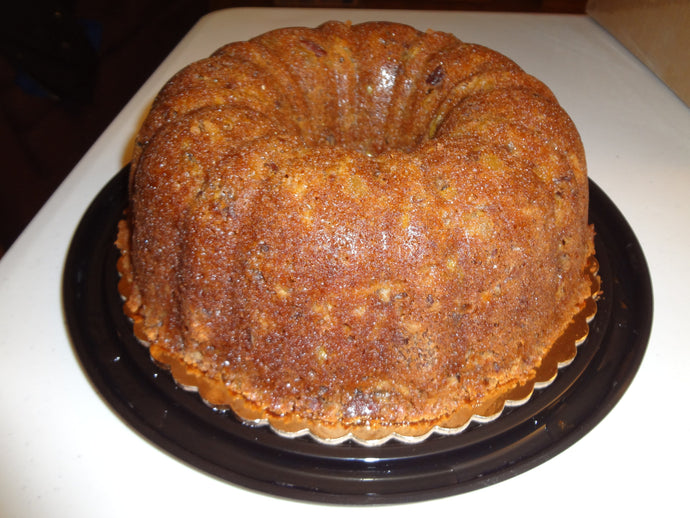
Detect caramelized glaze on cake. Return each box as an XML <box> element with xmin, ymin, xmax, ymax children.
<box><xmin>117</xmin><ymin>21</ymin><xmax>596</xmax><ymax>440</ymax></box>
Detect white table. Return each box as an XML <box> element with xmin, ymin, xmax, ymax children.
<box><xmin>1</xmin><ymin>7</ymin><xmax>688</xmax><ymax>517</ymax></box>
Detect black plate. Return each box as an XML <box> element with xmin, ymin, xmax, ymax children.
<box><xmin>63</xmin><ymin>166</ymin><xmax>652</xmax><ymax>505</ymax></box>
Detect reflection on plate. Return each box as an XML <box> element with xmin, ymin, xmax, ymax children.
<box><xmin>63</xmin><ymin>166</ymin><xmax>652</xmax><ymax>504</ymax></box>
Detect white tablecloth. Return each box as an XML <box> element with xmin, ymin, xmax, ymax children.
<box><xmin>1</xmin><ymin>7</ymin><xmax>688</xmax><ymax>517</ymax></box>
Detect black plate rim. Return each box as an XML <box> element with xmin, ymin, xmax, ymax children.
<box><xmin>62</xmin><ymin>166</ymin><xmax>652</xmax><ymax>505</ymax></box>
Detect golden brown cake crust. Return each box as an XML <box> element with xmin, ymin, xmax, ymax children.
<box><xmin>119</xmin><ymin>21</ymin><xmax>597</xmax><ymax>441</ymax></box>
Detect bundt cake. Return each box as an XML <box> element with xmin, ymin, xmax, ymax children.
<box><xmin>116</xmin><ymin>20</ymin><xmax>597</xmax><ymax>442</ymax></box>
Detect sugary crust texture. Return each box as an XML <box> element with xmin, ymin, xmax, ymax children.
<box><xmin>119</xmin><ymin>21</ymin><xmax>596</xmax><ymax>437</ymax></box>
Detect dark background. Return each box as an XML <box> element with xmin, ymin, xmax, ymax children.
<box><xmin>0</xmin><ymin>0</ymin><xmax>586</xmax><ymax>256</ymax></box>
